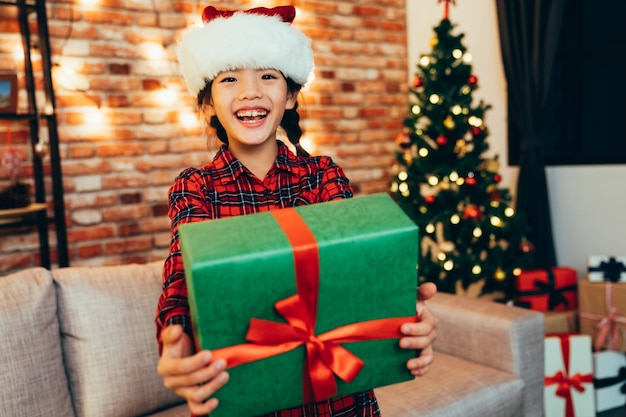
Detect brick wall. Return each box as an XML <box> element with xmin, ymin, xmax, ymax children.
<box><xmin>0</xmin><ymin>0</ymin><xmax>408</xmax><ymax>274</ymax></box>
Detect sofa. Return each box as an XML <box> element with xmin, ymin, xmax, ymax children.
<box><xmin>0</xmin><ymin>262</ymin><xmax>544</xmax><ymax>417</ymax></box>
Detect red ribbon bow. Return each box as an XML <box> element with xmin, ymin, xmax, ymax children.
<box><xmin>211</xmin><ymin>208</ymin><xmax>416</xmax><ymax>403</ymax></box>
<box><xmin>579</xmin><ymin>282</ymin><xmax>626</xmax><ymax>351</ymax></box>
<box><xmin>544</xmin><ymin>336</ymin><xmax>593</xmax><ymax>417</ymax></box>
<box><xmin>202</xmin><ymin>5</ymin><xmax>296</xmax><ymax>24</ymax></box>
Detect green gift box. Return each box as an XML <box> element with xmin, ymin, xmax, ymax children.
<box><xmin>179</xmin><ymin>193</ymin><xmax>418</xmax><ymax>417</ymax></box>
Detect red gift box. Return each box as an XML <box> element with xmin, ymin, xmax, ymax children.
<box><xmin>516</xmin><ymin>267</ymin><xmax>578</xmax><ymax>312</ymax></box>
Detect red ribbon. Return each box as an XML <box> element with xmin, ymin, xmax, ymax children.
<box><xmin>202</xmin><ymin>5</ymin><xmax>296</xmax><ymax>24</ymax></box>
<box><xmin>211</xmin><ymin>207</ymin><xmax>416</xmax><ymax>403</ymax></box>
<box><xmin>544</xmin><ymin>336</ymin><xmax>593</xmax><ymax>417</ymax></box>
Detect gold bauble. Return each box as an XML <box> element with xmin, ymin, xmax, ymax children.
<box><xmin>443</xmin><ymin>116</ymin><xmax>455</xmax><ymax>130</ymax></box>
<box><xmin>494</xmin><ymin>268</ymin><xmax>506</xmax><ymax>281</ymax></box>
<box><xmin>34</xmin><ymin>140</ymin><xmax>49</xmax><ymax>158</ymax></box>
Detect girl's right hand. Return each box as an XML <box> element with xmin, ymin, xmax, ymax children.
<box><xmin>157</xmin><ymin>325</ymin><xmax>230</xmax><ymax>416</ymax></box>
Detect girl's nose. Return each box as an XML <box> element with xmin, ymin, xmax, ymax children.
<box><xmin>238</xmin><ymin>76</ymin><xmax>263</xmax><ymax>100</ymax></box>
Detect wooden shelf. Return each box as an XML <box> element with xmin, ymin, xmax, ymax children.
<box><xmin>0</xmin><ymin>0</ymin><xmax>68</xmax><ymax>267</ymax></box>
<box><xmin>0</xmin><ymin>202</ymin><xmax>46</xmax><ymax>222</ymax></box>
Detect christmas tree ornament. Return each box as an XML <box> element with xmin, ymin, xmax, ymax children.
<box><xmin>472</xmin><ymin>126</ymin><xmax>482</xmax><ymax>136</ymax></box>
<box><xmin>454</xmin><ymin>140</ymin><xmax>467</xmax><ymax>157</ymax></box>
<box><xmin>519</xmin><ymin>238</ymin><xmax>535</xmax><ymax>254</ymax></box>
<box><xmin>436</xmin><ymin>135</ymin><xmax>448</xmax><ymax>146</ymax></box>
<box><xmin>429</xmin><ymin>36</ymin><xmax>438</xmax><ymax>48</ymax></box>
<box><xmin>468</xmin><ymin>74</ymin><xmax>478</xmax><ymax>85</ymax></box>
<box><xmin>494</xmin><ymin>174</ymin><xmax>502</xmax><ymax>183</ymax></box>
<box><xmin>424</xmin><ymin>194</ymin><xmax>436</xmax><ymax>204</ymax></box>
<box><xmin>412</xmin><ymin>76</ymin><xmax>423</xmax><ymax>88</ymax></box>
<box><xmin>395</xmin><ymin>132</ymin><xmax>411</xmax><ymax>149</ymax></box>
<box><xmin>481</xmin><ymin>157</ymin><xmax>500</xmax><ymax>173</ymax></box>
<box><xmin>34</xmin><ymin>139</ymin><xmax>50</xmax><ymax>158</ymax></box>
<box><xmin>462</xmin><ymin>204</ymin><xmax>482</xmax><ymax>220</ymax></box>
<box><xmin>494</xmin><ymin>268</ymin><xmax>506</xmax><ymax>281</ymax></box>
<box><xmin>438</xmin><ymin>0</ymin><xmax>456</xmax><ymax>20</ymax></box>
<box><xmin>443</xmin><ymin>116</ymin><xmax>455</xmax><ymax>130</ymax></box>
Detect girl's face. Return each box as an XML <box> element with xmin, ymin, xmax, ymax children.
<box><xmin>207</xmin><ymin>68</ymin><xmax>296</xmax><ymax>150</ymax></box>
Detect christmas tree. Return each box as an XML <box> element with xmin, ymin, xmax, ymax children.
<box><xmin>390</xmin><ymin>3</ymin><xmax>535</xmax><ymax>300</ymax></box>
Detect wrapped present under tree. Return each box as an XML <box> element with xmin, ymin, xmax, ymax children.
<box><xmin>515</xmin><ymin>267</ymin><xmax>578</xmax><ymax>312</ymax></box>
<box><xmin>588</xmin><ymin>256</ymin><xmax>626</xmax><ymax>283</ymax></box>
<box><xmin>544</xmin><ymin>333</ymin><xmax>595</xmax><ymax>417</ymax></box>
<box><xmin>593</xmin><ymin>351</ymin><xmax>626</xmax><ymax>413</ymax></box>
<box><xmin>578</xmin><ymin>280</ymin><xmax>626</xmax><ymax>352</ymax></box>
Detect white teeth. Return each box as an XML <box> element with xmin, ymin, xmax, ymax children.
<box><xmin>236</xmin><ymin>110</ymin><xmax>267</xmax><ymax>118</ymax></box>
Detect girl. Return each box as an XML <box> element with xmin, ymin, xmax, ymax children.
<box><xmin>155</xmin><ymin>6</ymin><xmax>438</xmax><ymax>417</ymax></box>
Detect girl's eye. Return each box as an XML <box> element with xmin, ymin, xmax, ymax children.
<box><xmin>262</xmin><ymin>73</ymin><xmax>279</xmax><ymax>80</ymax></box>
<box><xmin>219</xmin><ymin>77</ymin><xmax>237</xmax><ymax>83</ymax></box>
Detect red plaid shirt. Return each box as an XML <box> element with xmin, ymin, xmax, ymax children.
<box><xmin>156</xmin><ymin>141</ymin><xmax>380</xmax><ymax>416</ymax></box>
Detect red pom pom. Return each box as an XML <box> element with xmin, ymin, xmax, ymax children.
<box><xmin>468</xmin><ymin>75</ymin><xmax>478</xmax><ymax>85</ymax></box>
<box><xmin>424</xmin><ymin>195</ymin><xmax>436</xmax><ymax>204</ymax></box>
<box><xmin>436</xmin><ymin>135</ymin><xmax>448</xmax><ymax>146</ymax></box>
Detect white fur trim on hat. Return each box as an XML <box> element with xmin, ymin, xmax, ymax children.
<box><xmin>177</xmin><ymin>12</ymin><xmax>314</xmax><ymax>97</ymax></box>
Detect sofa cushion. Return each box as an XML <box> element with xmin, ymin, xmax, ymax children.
<box><xmin>375</xmin><ymin>351</ymin><xmax>524</xmax><ymax>417</ymax></box>
<box><xmin>53</xmin><ymin>262</ymin><xmax>183</xmax><ymax>417</ymax></box>
<box><xmin>0</xmin><ymin>267</ymin><xmax>75</xmax><ymax>417</ymax></box>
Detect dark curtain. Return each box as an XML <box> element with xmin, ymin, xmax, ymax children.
<box><xmin>495</xmin><ymin>0</ymin><xmax>566</xmax><ymax>269</ymax></box>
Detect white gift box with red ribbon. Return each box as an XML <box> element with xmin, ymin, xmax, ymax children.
<box><xmin>544</xmin><ymin>334</ymin><xmax>595</xmax><ymax>417</ymax></box>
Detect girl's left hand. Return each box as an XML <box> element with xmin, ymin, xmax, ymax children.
<box><xmin>400</xmin><ymin>282</ymin><xmax>438</xmax><ymax>376</ymax></box>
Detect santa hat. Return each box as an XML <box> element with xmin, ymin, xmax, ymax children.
<box><xmin>177</xmin><ymin>5</ymin><xmax>314</xmax><ymax>97</ymax></box>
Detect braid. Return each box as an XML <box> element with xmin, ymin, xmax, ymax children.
<box><xmin>281</xmin><ymin>102</ymin><xmax>309</xmax><ymax>157</ymax></box>
<box><xmin>283</xmin><ymin>78</ymin><xmax>309</xmax><ymax>157</ymax></box>
<box><xmin>210</xmin><ymin>115</ymin><xmax>228</xmax><ymax>144</ymax></box>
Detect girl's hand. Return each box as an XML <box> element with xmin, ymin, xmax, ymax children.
<box><xmin>399</xmin><ymin>282</ymin><xmax>438</xmax><ymax>376</ymax></box>
<box><xmin>157</xmin><ymin>325</ymin><xmax>230</xmax><ymax>416</ymax></box>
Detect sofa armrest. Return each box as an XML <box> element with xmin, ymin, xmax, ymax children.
<box><xmin>426</xmin><ymin>292</ymin><xmax>544</xmax><ymax>417</ymax></box>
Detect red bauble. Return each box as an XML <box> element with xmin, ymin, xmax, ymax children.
<box><xmin>395</xmin><ymin>132</ymin><xmax>411</xmax><ymax>149</ymax></box>
<box><xmin>424</xmin><ymin>195</ymin><xmax>436</xmax><ymax>204</ymax></box>
<box><xmin>436</xmin><ymin>135</ymin><xmax>448</xmax><ymax>146</ymax></box>
<box><xmin>472</xmin><ymin>127</ymin><xmax>482</xmax><ymax>136</ymax></box>
<box><xmin>494</xmin><ymin>174</ymin><xmax>502</xmax><ymax>183</ymax></box>
<box><xmin>489</xmin><ymin>190</ymin><xmax>502</xmax><ymax>202</ymax></box>
<box><xmin>465</xmin><ymin>176</ymin><xmax>477</xmax><ymax>186</ymax></box>
<box><xmin>463</xmin><ymin>204</ymin><xmax>482</xmax><ymax>219</ymax></box>
<box><xmin>412</xmin><ymin>76</ymin><xmax>423</xmax><ymax>88</ymax></box>
<box><xmin>468</xmin><ymin>75</ymin><xmax>478</xmax><ymax>85</ymax></box>
<box><xmin>520</xmin><ymin>240</ymin><xmax>535</xmax><ymax>253</ymax></box>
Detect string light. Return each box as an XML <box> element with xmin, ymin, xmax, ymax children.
<box><xmin>490</xmin><ymin>216</ymin><xmax>503</xmax><ymax>227</ymax></box>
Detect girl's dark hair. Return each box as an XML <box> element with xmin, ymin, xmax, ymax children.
<box><xmin>197</xmin><ymin>76</ymin><xmax>309</xmax><ymax>157</ymax></box>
